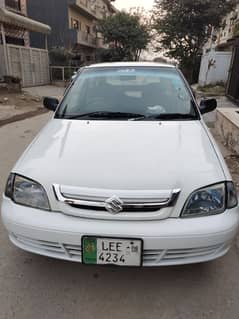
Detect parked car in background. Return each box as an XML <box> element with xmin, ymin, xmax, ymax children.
<box><xmin>2</xmin><ymin>62</ymin><xmax>239</xmax><ymax>267</ymax></box>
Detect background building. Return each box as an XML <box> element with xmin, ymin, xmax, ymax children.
<box><xmin>0</xmin><ymin>0</ymin><xmax>51</xmax><ymax>86</ymax></box>
<box><xmin>1</xmin><ymin>0</ymin><xmax>30</xmax><ymax>46</ymax></box>
<box><xmin>27</xmin><ymin>0</ymin><xmax>116</xmax><ymax>66</ymax></box>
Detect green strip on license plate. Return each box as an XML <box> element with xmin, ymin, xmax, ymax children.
<box><xmin>83</xmin><ymin>237</ymin><xmax>97</xmax><ymax>264</ymax></box>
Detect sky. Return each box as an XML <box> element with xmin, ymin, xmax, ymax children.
<box><xmin>114</xmin><ymin>0</ymin><xmax>154</xmax><ymax>11</ymax></box>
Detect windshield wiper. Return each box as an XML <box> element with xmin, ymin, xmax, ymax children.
<box><xmin>133</xmin><ymin>113</ymin><xmax>198</xmax><ymax>121</ymax></box>
<box><xmin>62</xmin><ymin>111</ymin><xmax>145</xmax><ymax>120</ymax></box>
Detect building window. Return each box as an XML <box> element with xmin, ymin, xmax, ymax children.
<box><xmin>6</xmin><ymin>36</ymin><xmax>24</xmax><ymax>46</ymax></box>
<box><xmin>71</xmin><ymin>18</ymin><xmax>80</xmax><ymax>30</ymax></box>
<box><xmin>5</xmin><ymin>0</ymin><xmax>21</xmax><ymax>11</ymax></box>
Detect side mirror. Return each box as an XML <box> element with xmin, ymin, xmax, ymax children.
<box><xmin>199</xmin><ymin>98</ymin><xmax>217</xmax><ymax>115</ymax></box>
<box><xmin>43</xmin><ymin>97</ymin><xmax>59</xmax><ymax>111</ymax></box>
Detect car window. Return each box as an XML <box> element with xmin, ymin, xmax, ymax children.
<box><xmin>56</xmin><ymin>67</ymin><xmax>197</xmax><ymax>120</ymax></box>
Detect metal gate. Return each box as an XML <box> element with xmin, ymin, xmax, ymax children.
<box><xmin>227</xmin><ymin>44</ymin><xmax>239</xmax><ymax>102</ymax></box>
<box><xmin>4</xmin><ymin>44</ymin><xmax>50</xmax><ymax>87</ymax></box>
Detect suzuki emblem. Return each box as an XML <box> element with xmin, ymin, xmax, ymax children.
<box><xmin>105</xmin><ymin>195</ymin><xmax>124</xmax><ymax>214</ymax></box>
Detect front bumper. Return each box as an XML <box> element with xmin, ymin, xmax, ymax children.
<box><xmin>2</xmin><ymin>197</ymin><xmax>239</xmax><ymax>266</ymax></box>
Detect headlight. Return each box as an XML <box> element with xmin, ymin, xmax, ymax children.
<box><xmin>182</xmin><ymin>183</ymin><xmax>226</xmax><ymax>218</ymax></box>
<box><xmin>5</xmin><ymin>174</ymin><xmax>50</xmax><ymax>211</ymax></box>
<box><xmin>181</xmin><ymin>182</ymin><xmax>238</xmax><ymax>218</ymax></box>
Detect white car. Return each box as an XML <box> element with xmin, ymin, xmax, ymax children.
<box><xmin>2</xmin><ymin>62</ymin><xmax>239</xmax><ymax>267</ymax></box>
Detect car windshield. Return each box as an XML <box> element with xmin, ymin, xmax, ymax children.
<box><xmin>55</xmin><ymin>66</ymin><xmax>199</xmax><ymax>121</ymax></box>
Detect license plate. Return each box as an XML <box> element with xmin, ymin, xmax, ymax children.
<box><xmin>82</xmin><ymin>237</ymin><xmax>142</xmax><ymax>266</ymax></box>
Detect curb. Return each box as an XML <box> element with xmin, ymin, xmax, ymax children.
<box><xmin>0</xmin><ymin>109</ymin><xmax>49</xmax><ymax>128</ymax></box>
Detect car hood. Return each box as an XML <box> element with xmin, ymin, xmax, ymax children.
<box><xmin>14</xmin><ymin>119</ymin><xmax>225</xmax><ymax>211</ymax></box>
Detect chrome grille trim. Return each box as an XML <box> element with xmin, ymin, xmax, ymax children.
<box><xmin>53</xmin><ymin>184</ymin><xmax>181</xmax><ymax>212</ymax></box>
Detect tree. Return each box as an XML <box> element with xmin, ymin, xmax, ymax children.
<box><xmin>153</xmin><ymin>0</ymin><xmax>238</xmax><ymax>82</ymax></box>
<box><xmin>129</xmin><ymin>6</ymin><xmax>153</xmax><ymax>27</ymax></box>
<box><xmin>97</xmin><ymin>11</ymin><xmax>151</xmax><ymax>61</ymax></box>
<box><xmin>49</xmin><ymin>47</ymin><xmax>73</xmax><ymax>66</ymax></box>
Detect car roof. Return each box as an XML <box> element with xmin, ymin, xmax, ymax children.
<box><xmin>86</xmin><ymin>62</ymin><xmax>175</xmax><ymax>69</ymax></box>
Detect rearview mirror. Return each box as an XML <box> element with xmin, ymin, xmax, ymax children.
<box><xmin>199</xmin><ymin>98</ymin><xmax>217</xmax><ymax>115</ymax></box>
<box><xmin>43</xmin><ymin>97</ymin><xmax>59</xmax><ymax>111</ymax></box>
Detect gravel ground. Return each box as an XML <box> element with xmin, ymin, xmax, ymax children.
<box><xmin>0</xmin><ymin>85</ymin><xmax>65</xmax><ymax>127</ymax></box>
<box><xmin>0</xmin><ymin>91</ymin><xmax>44</xmax><ymax>126</ymax></box>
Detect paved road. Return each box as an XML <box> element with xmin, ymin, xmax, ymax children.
<box><xmin>0</xmin><ymin>114</ymin><xmax>239</xmax><ymax>319</ymax></box>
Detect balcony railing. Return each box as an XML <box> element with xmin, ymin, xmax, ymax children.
<box><xmin>77</xmin><ymin>30</ymin><xmax>97</xmax><ymax>47</ymax></box>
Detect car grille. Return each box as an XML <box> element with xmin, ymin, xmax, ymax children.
<box><xmin>68</xmin><ymin>203</ymin><xmax>163</xmax><ymax>212</ymax></box>
<box><xmin>144</xmin><ymin>244</ymin><xmax>226</xmax><ymax>265</ymax></box>
<box><xmin>10</xmin><ymin>234</ymin><xmax>227</xmax><ymax>266</ymax></box>
<box><xmin>11</xmin><ymin>233</ymin><xmax>82</xmax><ymax>261</ymax></box>
<box><xmin>53</xmin><ymin>184</ymin><xmax>181</xmax><ymax>219</ymax></box>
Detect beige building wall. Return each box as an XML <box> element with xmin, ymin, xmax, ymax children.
<box><xmin>21</xmin><ymin>0</ymin><xmax>30</xmax><ymax>46</ymax></box>
<box><xmin>67</xmin><ymin>1</ymin><xmax>115</xmax><ymax>63</ymax></box>
<box><xmin>20</xmin><ymin>0</ymin><xmax>27</xmax><ymax>14</ymax></box>
<box><xmin>68</xmin><ymin>7</ymin><xmax>95</xmax><ymax>35</ymax></box>
<box><xmin>2</xmin><ymin>0</ymin><xmax>30</xmax><ymax>46</ymax></box>
<box><xmin>217</xmin><ymin>4</ymin><xmax>239</xmax><ymax>46</ymax></box>
<box><xmin>74</xmin><ymin>0</ymin><xmax>114</xmax><ymax>20</ymax></box>
<box><xmin>68</xmin><ymin>7</ymin><xmax>96</xmax><ymax>61</ymax></box>
<box><xmin>18</xmin><ymin>0</ymin><xmax>30</xmax><ymax>46</ymax></box>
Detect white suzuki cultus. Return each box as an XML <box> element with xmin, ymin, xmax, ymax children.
<box><xmin>2</xmin><ymin>62</ymin><xmax>239</xmax><ymax>266</ymax></box>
